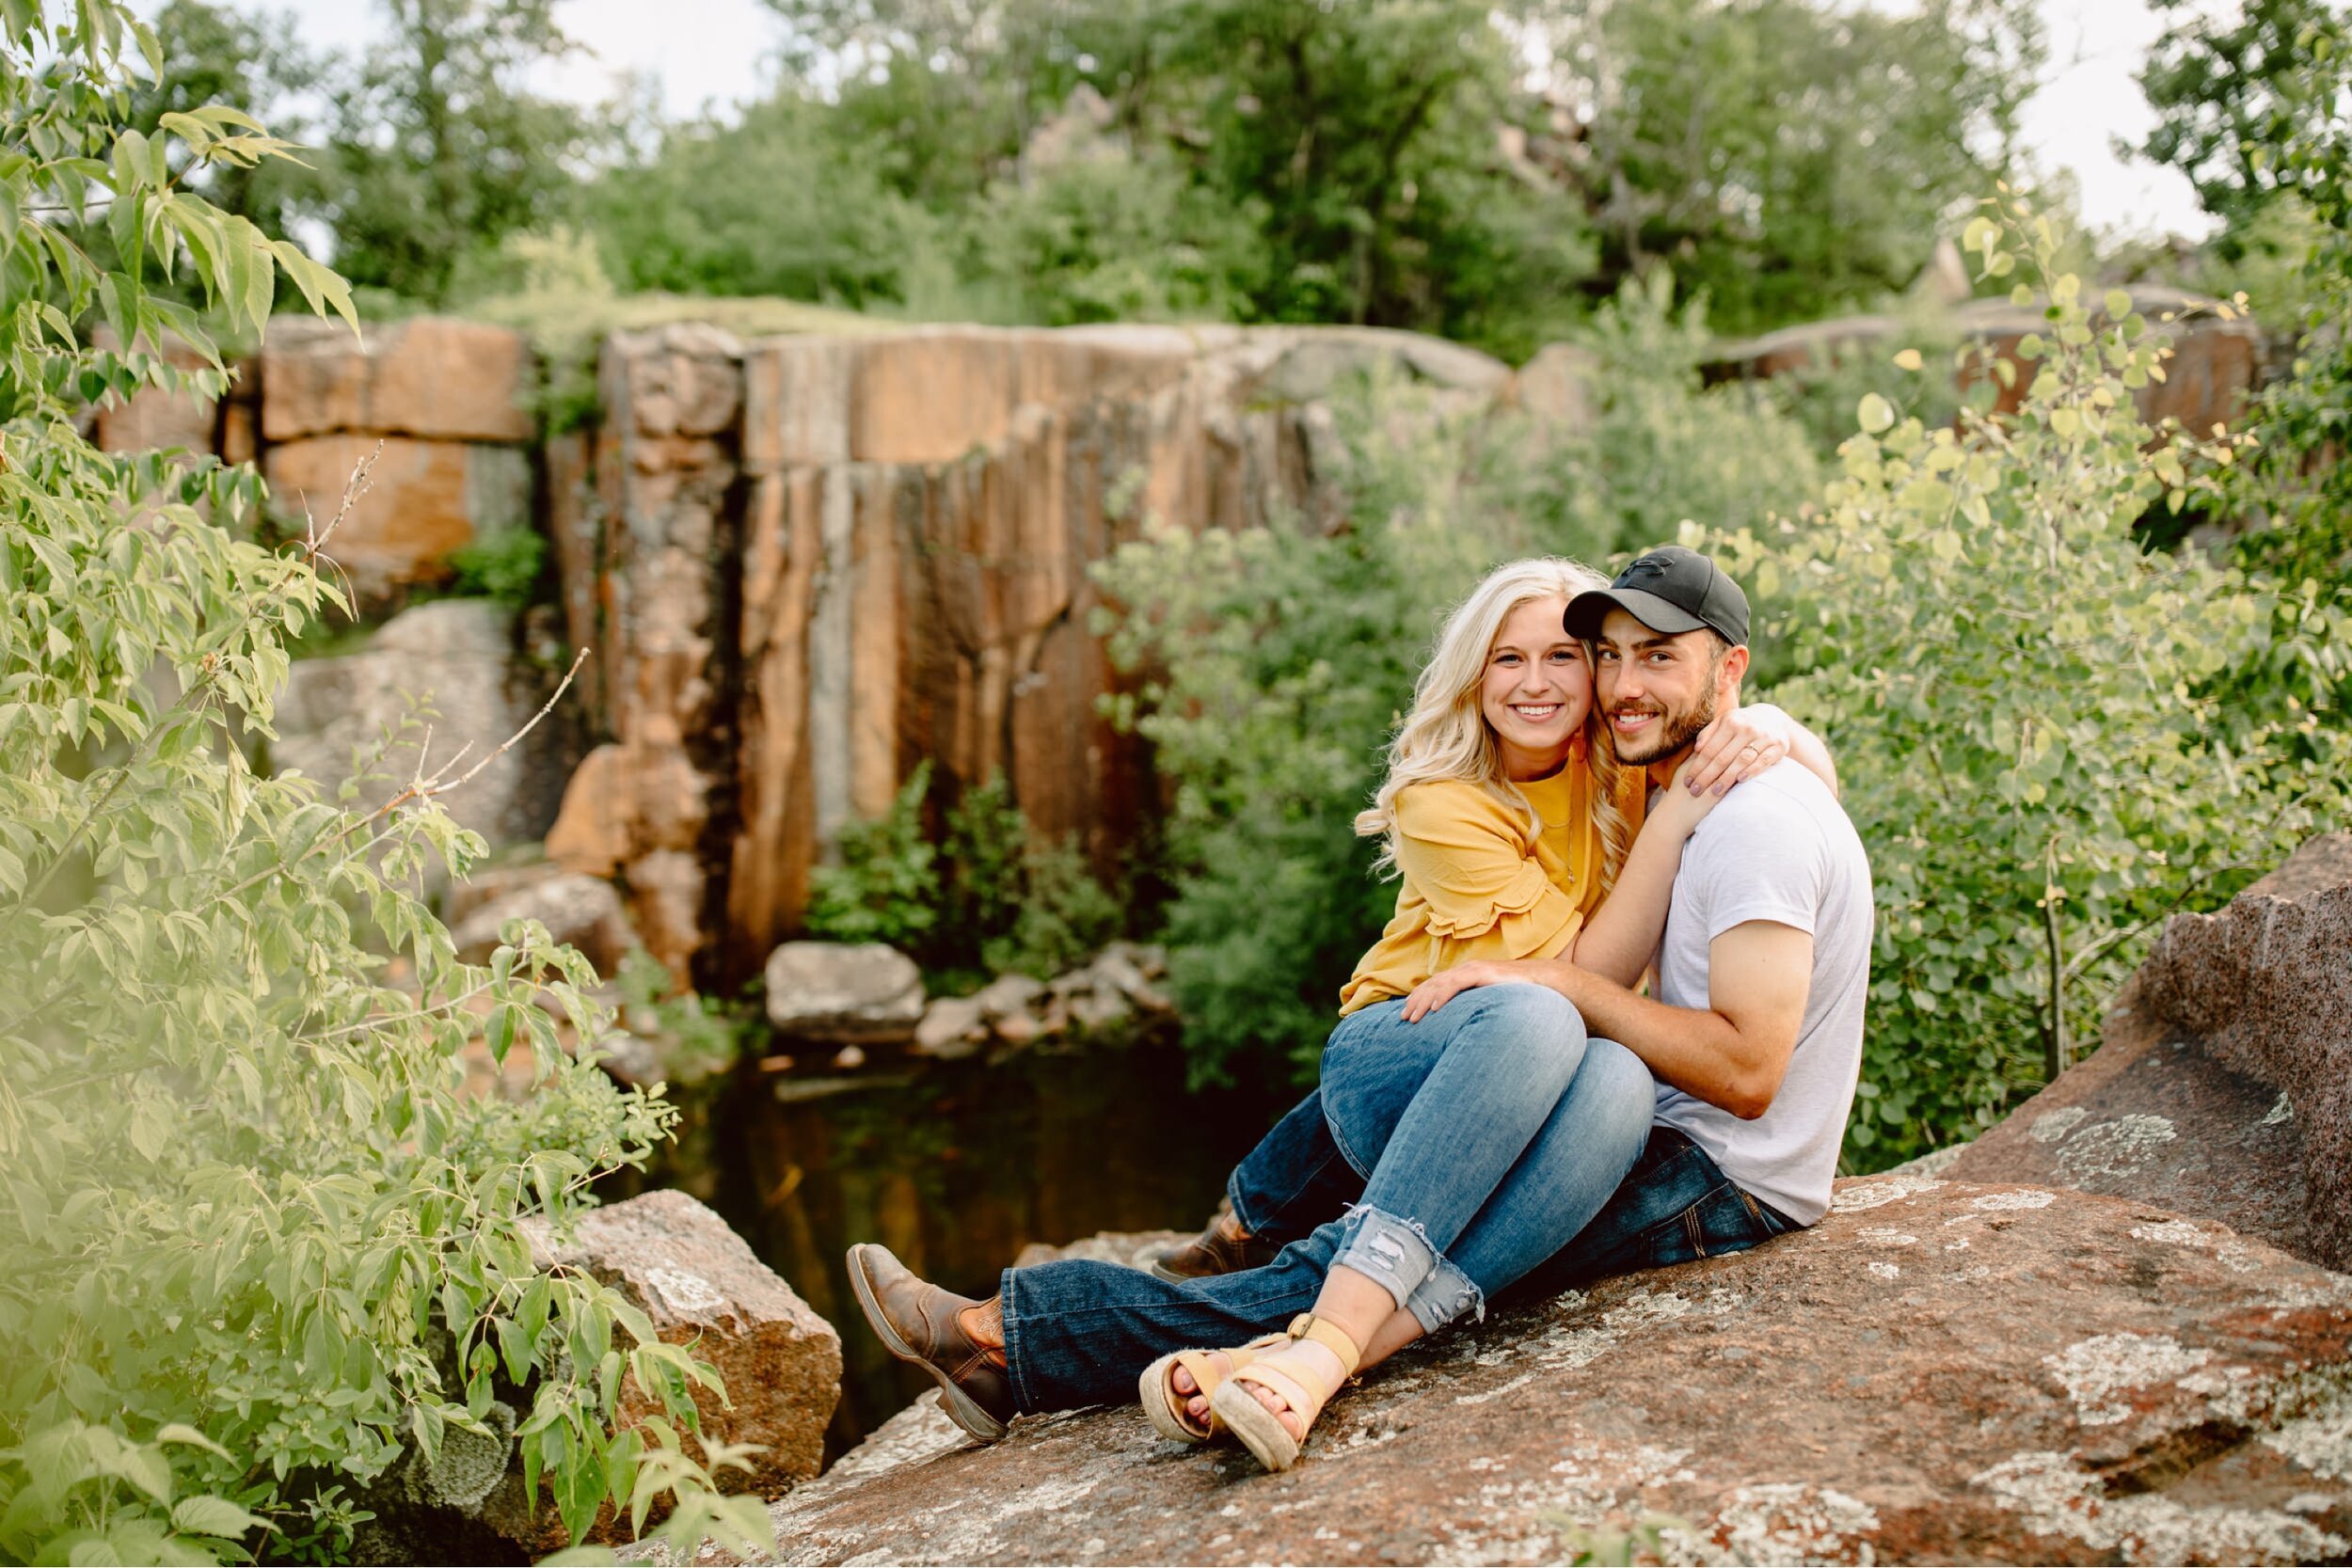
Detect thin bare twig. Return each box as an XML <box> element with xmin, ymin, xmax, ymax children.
<box><xmin>292</xmin><ymin>440</ymin><xmax>378</xmax><ymax>610</ymax></box>
<box><xmin>367</xmin><ymin>645</ymin><xmax>589</xmax><ymax>825</ymax></box>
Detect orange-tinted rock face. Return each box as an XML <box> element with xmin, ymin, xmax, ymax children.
<box><xmin>132</xmin><ymin>317</ymin><xmax>545</xmax><ymax>610</ymax></box>
<box><xmin>262</xmin><ymin>434</ymin><xmax>530</xmax><ymax>606</ymax></box>
<box><xmin>1951</xmin><ymin>834</ymin><xmax>2352</xmax><ymax>1271</ymax></box>
<box><xmin>261</xmin><ymin>315</ymin><xmax>534</xmax><ymax>443</ymax></box>
<box><xmin>732</xmin><ymin>331</ymin><xmax>1328</xmax><ymax>961</ymax></box>
<box><xmin>553</xmin><ymin>323</ymin><xmax>1518</xmax><ymax>984</ymax></box>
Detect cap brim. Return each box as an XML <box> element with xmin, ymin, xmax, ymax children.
<box><xmin>1564</xmin><ymin>587</ymin><xmax>1709</xmax><ymax>641</ymax></box>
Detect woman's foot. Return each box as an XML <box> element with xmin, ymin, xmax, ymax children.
<box><xmin>1227</xmin><ymin>1339</ymin><xmax>1346</xmax><ymax>1442</ymax></box>
<box><xmin>1168</xmin><ymin>1349</ymin><xmax>1242</xmax><ymax>1431</ymax></box>
<box><xmin>1142</xmin><ymin>1333</ymin><xmax>1290</xmax><ymax>1443</ymax></box>
<box><xmin>1208</xmin><ymin>1314</ymin><xmax>1363</xmax><ymax>1471</ymax></box>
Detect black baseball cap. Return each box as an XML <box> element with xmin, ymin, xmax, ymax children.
<box><xmin>1564</xmin><ymin>545</ymin><xmax>1750</xmax><ymax>647</ymax></box>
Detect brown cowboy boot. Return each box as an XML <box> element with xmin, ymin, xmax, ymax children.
<box><xmin>845</xmin><ymin>1244</ymin><xmax>1016</xmax><ymax>1442</ymax></box>
<box><xmin>1145</xmin><ymin>1209</ymin><xmax>1281</xmax><ymax>1283</ymax></box>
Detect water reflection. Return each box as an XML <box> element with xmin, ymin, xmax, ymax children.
<box><xmin>689</xmin><ymin>1034</ymin><xmax>1288</xmax><ymax>1457</ymax></box>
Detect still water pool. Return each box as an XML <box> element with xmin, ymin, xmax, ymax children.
<box><xmin>630</xmin><ymin>1036</ymin><xmax>1292</xmax><ymax>1457</ymax></box>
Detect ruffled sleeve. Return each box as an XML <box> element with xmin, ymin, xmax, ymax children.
<box><xmin>1391</xmin><ymin>783</ymin><xmax>1582</xmax><ymax>962</ymax></box>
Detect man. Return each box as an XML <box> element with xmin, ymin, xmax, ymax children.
<box><xmin>846</xmin><ymin>546</ymin><xmax>1873</xmax><ymax>1443</ymax></box>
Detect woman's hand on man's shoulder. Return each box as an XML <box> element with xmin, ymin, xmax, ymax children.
<box><xmin>1678</xmin><ymin>703</ymin><xmax>1800</xmax><ymax>798</ymax></box>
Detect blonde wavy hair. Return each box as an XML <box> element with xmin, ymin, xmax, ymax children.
<box><xmin>1354</xmin><ymin>558</ymin><xmax>1633</xmax><ymax>895</ymax></box>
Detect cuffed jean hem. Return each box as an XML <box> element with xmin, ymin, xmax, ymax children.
<box><xmin>1225</xmin><ymin>1169</ymin><xmax>1256</xmax><ymax>1235</ymax></box>
<box><xmin>1404</xmin><ymin>1255</ymin><xmax>1483</xmax><ymax>1334</ymax></box>
<box><xmin>1330</xmin><ymin>1203</ymin><xmax>1442</xmax><ymax>1315</ymax></box>
<box><xmin>998</xmin><ymin>1264</ymin><xmax>1043</xmax><ymax>1414</ymax></box>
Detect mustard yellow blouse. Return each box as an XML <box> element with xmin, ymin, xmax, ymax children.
<box><xmin>1337</xmin><ymin>761</ymin><xmax>1647</xmax><ymax>1015</ymax></box>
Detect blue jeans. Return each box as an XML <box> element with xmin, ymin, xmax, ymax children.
<box><xmin>1000</xmin><ymin>989</ymin><xmax>1662</xmax><ymax>1412</ymax></box>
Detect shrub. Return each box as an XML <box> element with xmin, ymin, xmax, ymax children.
<box><xmin>803</xmin><ymin>766</ymin><xmax>1122</xmax><ymax>990</ymax></box>
<box><xmin>612</xmin><ymin>949</ymin><xmax>762</xmax><ymax>1085</ymax></box>
<box><xmin>1722</xmin><ymin>191</ymin><xmax>2350</xmax><ymax>1167</ymax></box>
<box><xmin>585</xmin><ymin>92</ymin><xmax>942</xmax><ymax>313</ymax></box>
<box><xmin>1536</xmin><ymin>274</ymin><xmax>1824</xmax><ymax>566</ymax></box>
<box><xmin>444</xmin><ymin>527</ymin><xmax>548</xmax><ymax>609</ymax></box>
<box><xmin>1095</xmin><ymin>378</ymin><xmax>1520</xmax><ymax>1085</ymax></box>
<box><xmin>804</xmin><ymin>764</ymin><xmax>944</xmax><ymax>953</ymax></box>
<box><xmin>0</xmin><ymin>7</ymin><xmax>766</xmax><ymax>1560</ymax></box>
<box><xmin>985</xmin><ymin>834</ymin><xmax>1125</xmax><ymax>983</ymax></box>
<box><xmin>958</xmin><ymin>143</ymin><xmax>1254</xmax><ymax>327</ymax></box>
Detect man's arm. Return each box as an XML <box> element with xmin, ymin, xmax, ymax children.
<box><xmin>1403</xmin><ymin>920</ymin><xmax>1814</xmax><ymax>1119</ymax></box>
<box><xmin>1567</xmin><ymin>757</ymin><xmax>1718</xmax><ymax>986</ymax></box>
<box><xmin>1681</xmin><ymin>704</ymin><xmax>1840</xmax><ymax>800</ymax></box>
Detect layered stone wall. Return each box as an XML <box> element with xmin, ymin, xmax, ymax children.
<box><xmin>96</xmin><ymin>316</ymin><xmax>540</xmax><ymax>608</ymax></box>
<box><xmin>548</xmin><ymin>323</ymin><xmax>1510</xmax><ymax>982</ymax></box>
<box><xmin>1706</xmin><ymin>285</ymin><xmax>2267</xmax><ymax>435</ymax></box>
<box><xmin>99</xmin><ymin>302</ymin><xmax>2284</xmax><ymax>990</ymax></box>
<box><xmin>260</xmin><ymin>317</ymin><xmax>539</xmax><ymax>608</ymax></box>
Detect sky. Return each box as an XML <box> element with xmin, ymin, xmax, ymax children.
<box><xmin>211</xmin><ymin>0</ymin><xmax>2222</xmax><ymax>242</ymax></box>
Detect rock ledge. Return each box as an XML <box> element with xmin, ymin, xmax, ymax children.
<box><xmin>744</xmin><ymin>1178</ymin><xmax>2352</xmax><ymax>1567</ymax></box>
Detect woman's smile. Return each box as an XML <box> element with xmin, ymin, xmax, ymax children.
<box><xmin>1479</xmin><ymin>595</ymin><xmax>1592</xmax><ymax>779</ymax></box>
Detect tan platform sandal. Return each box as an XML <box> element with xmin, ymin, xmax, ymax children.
<box><xmin>1205</xmin><ymin>1313</ymin><xmax>1363</xmax><ymax>1472</ymax></box>
<box><xmin>1138</xmin><ymin>1333</ymin><xmax>1289</xmax><ymax>1443</ymax></box>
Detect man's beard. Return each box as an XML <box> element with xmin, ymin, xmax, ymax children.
<box><xmin>1611</xmin><ymin>687</ymin><xmax>1718</xmax><ymax>767</ymax></box>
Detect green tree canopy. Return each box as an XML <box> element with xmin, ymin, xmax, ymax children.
<box><xmin>2135</xmin><ymin>0</ymin><xmax>2347</xmax><ymax>245</ymax></box>
<box><xmin>308</xmin><ymin>0</ymin><xmax>596</xmax><ymax>304</ymax></box>
<box><xmin>1531</xmin><ymin>0</ymin><xmax>2042</xmax><ymax>333</ymax></box>
<box><xmin>691</xmin><ymin>0</ymin><xmax>2042</xmax><ymax>349</ymax></box>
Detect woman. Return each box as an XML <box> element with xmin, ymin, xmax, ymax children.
<box><xmin>845</xmin><ymin>556</ymin><xmax>1830</xmax><ymax>1468</ymax></box>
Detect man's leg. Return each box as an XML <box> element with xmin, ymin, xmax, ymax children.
<box><xmin>1000</xmin><ymin>1224</ymin><xmax>1346</xmax><ymax>1411</ymax></box>
<box><xmin>1502</xmin><ymin>1125</ymin><xmax>1799</xmax><ymax>1305</ymax></box>
<box><xmin>1153</xmin><ymin>1001</ymin><xmax>1441</xmax><ymax>1279</ymax></box>
<box><xmin>1223</xmin><ymin>1088</ymin><xmax>1365</xmax><ymax>1243</ymax></box>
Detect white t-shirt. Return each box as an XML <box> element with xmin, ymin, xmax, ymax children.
<box><xmin>1651</xmin><ymin>760</ymin><xmax>1872</xmax><ymax>1226</ymax></box>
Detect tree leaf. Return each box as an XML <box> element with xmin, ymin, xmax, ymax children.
<box><xmin>171</xmin><ymin>1497</ymin><xmax>266</xmax><ymax>1540</ymax></box>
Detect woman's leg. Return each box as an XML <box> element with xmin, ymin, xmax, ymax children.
<box><xmin>1219</xmin><ymin>985</ymin><xmax>1597</xmax><ymax>1446</ymax></box>
<box><xmin>1399</xmin><ymin>1037</ymin><xmax>1655</xmax><ymax>1327</ymax></box>
<box><xmin>1179</xmin><ymin>1018</ymin><xmax>1656</xmax><ymax>1434</ymax></box>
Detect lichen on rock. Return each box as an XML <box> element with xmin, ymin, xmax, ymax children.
<box><xmin>737</xmin><ymin>1181</ymin><xmax>2352</xmax><ymax>1567</ymax></box>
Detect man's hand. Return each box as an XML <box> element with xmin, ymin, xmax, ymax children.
<box><xmin>1400</xmin><ymin>958</ymin><xmax>1525</xmax><ymax>1022</ymax></box>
